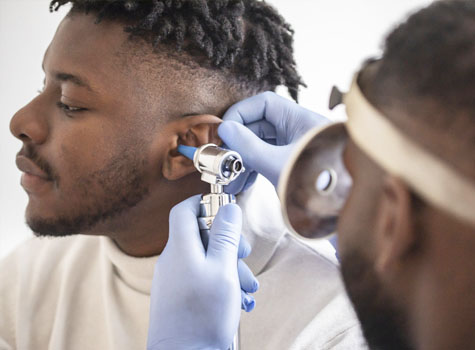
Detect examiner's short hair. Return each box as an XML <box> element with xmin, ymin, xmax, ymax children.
<box><xmin>50</xmin><ymin>0</ymin><xmax>305</xmax><ymax>102</ymax></box>
<box><xmin>374</xmin><ymin>0</ymin><xmax>475</xmax><ymax>113</ymax></box>
<box><xmin>360</xmin><ymin>0</ymin><xmax>475</xmax><ymax>177</ymax></box>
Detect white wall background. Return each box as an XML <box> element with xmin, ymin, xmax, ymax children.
<box><xmin>0</xmin><ymin>0</ymin><xmax>432</xmax><ymax>258</ymax></box>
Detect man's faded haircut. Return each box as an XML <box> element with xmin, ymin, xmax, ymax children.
<box><xmin>50</xmin><ymin>0</ymin><xmax>305</xmax><ymax>102</ymax></box>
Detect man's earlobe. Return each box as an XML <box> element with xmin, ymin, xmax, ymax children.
<box><xmin>162</xmin><ymin>114</ymin><xmax>222</xmax><ymax>181</ymax></box>
<box><xmin>374</xmin><ymin>176</ymin><xmax>415</xmax><ymax>275</ymax></box>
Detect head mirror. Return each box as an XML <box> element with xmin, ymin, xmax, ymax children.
<box><xmin>278</xmin><ymin>122</ymin><xmax>352</xmax><ymax>240</ymax></box>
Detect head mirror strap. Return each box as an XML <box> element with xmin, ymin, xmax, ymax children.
<box><xmin>343</xmin><ymin>75</ymin><xmax>475</xmax><ymax>227</ymax></box>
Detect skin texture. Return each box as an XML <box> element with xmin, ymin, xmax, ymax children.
<box><xmin>10</xmin><ymin>13</ymin><xmax>238</xmax><ymax>257</ymax></box>
<box><xmin>338</xmin><ymin>67</ymin><xmax>475</xmax><ymax>349</ymax></box>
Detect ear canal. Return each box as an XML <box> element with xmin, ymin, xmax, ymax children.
<box><xmin>162</xmin><ymin>114</ymin><xmax>222</xmax><ymax>181</ymax></box>
<box><xmin>180</xmin><ymin>129</ymin><xmax>199</xmax><ymax>148</ymax></box>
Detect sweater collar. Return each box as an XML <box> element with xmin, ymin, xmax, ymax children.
<box><xmin>102</xmin><ymin>236</ymin><xmax>157</xmax><ymax>294</ymax></box>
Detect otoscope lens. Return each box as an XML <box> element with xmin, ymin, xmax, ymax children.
<box><xmin>222</xmin><ymin>157</ymin><xmax>243</xmax><ymax>178</ymax></box>
<box><xmin>233</xmin><ymin>160</ymin><xmax>243</xmax><ymax>172</ymax></box>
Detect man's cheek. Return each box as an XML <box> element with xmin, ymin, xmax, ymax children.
<box><xmin>59</xmin><ymin>141</ymin><xmax>109</xmax><ymax>176</ymax></box>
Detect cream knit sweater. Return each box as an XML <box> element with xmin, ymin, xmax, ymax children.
<box><xmin>0</xmin><ymin>177</ymin><xmax>367</xmax><ymax>350</ymax></box>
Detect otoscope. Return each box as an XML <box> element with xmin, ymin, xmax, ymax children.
<box><xmin>177</xmin><ymin>143</ymin><xmax>245</xmax><ymax>350</ymax></box>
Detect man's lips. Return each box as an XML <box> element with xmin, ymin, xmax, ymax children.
<box><xmin>16</xmin><ymin>155</ymin><xmax>51</xmax><ymax>180</ymax></box>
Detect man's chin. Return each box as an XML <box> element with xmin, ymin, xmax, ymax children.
<box><xmin>25</xmin><ymin>208</ymin><xmax>103</xmax><ymax>237</ymax></box>
<box><xmin>25</xmin><ymin>191</ymin><xmax>148</xmax><ymax>237</ymax></box>
<box><xmin>27</xmin><ymin>216</ymin><xmax>83</xmax><ymax>237</ymax></box>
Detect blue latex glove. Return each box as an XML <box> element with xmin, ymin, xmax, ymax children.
<box><xmin>147</xmin><ymin>195</ymin><xmax>258</xmax><ymax>350</ymax></box>
<box><xmin>219</xmin><ymin>91</ymin><xmax>329</xmax><ymax>193</ymax></box>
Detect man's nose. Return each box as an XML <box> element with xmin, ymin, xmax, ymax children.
<box><xmin>10</xmin><ymin>96</ymin><xmax>49</xmax><ymax>145</ymax></box>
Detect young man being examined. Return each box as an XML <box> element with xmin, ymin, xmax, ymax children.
<box><xmin>0</xmin><ymin>1</ymin><xmax>365</xmax><ymax>349</ymax></box>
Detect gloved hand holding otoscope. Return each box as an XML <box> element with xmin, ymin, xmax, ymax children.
<box><xmin>176</xmin><ymin>144</ymin><xmax>246</xmax><ymax>350</ymax></box>
<box><xmin>147</xmin><ymin>142</ymin><xmax>258</xmax><ymax>350</ymax></box>
<box><xmin>176</xmin><ymin>144</ymin><xmax>245</xmax><ymax>248</ymax></box>
<box><xmin>147</xmin><ymin>92</ymin><xmax>327</xmax><ymax>350</ymax></box>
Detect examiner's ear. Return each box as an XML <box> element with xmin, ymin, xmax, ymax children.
<box><xmin>374</xmin><ymin>176</ymin><xmax>416</xmax><ymax>275</ymax></box>
<box><xmin>162</xmin><ymin>114</ymin><xmax>222</xmax><ymax>181</ymax></box>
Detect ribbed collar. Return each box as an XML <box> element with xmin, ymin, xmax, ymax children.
<box><xmin>101</xmin><ymin>236</ymin><xmax>158</xmax><ymax>294</ymax></box>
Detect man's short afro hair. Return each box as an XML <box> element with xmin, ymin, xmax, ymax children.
<box><xmin>49</xmin><ymin>0</ymin><xmax>305</xmax><ymax>102</ymax></box>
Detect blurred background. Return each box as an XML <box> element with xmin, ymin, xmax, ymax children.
<box><xmin>0</xmin><ymin>0</ymin><xmax>432</xmax><ymax>257</ymax></box>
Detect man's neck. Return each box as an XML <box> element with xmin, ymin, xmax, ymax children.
<box><xmin>92</xmin><ymin>173</ymin><xmax>208</xmax><ymax>257</ymax></box>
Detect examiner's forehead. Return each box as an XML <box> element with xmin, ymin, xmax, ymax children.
<box><xmin>344</xmin><ymin>137</ymin><xmax>379</xmax><ymax>176</ymax></box>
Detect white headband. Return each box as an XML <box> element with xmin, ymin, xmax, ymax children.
<box><xmin>344</xmin><ymin>76</ymin><xmax>475</xmax><ymax>227</ymax></box>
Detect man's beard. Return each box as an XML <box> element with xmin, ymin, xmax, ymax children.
<box><xmin>340</xmin><ymin>249</ymin><xmax>414</xmax><ymax>350</ymax></box>
<box><xmin>26</xmin><ymin>148</ymin><xmax>150</xmax><ymax>237</ymax></box>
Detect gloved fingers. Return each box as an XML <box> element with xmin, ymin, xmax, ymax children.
<box><xmin>245</xmin><ymin>120</ymin><xmax>277</xmax><ymax>144</ymax></box>
<box><xmin>220</xmin><ymin>141</ymin><xmax>256</xmax><ymax>194</ymax></box>
<box><xmin>168</xmin><ymin>195</ymin><xmax>204</xmax><ymax>255</ymax></box>
<box><xmin>221</xmin><ymin>121</ymin><xmax>288</xmax><ymax>186</ymax></box>
<box><xmin>240</xmin><ymin>290</ymin><xmax>256</xmax><ymax>312</ymax></box>
<box><xmin>222</xmin><ymin>91</ymin><xmax>295</xmax><ymax>127</ymax></box>
<box><xmin>238</xmin><ymin>259</ymin><xmax>259</xmax><ymax>293</ymax></box>
<box><xmin>238</xmin><ymin>234</ymin><xmax>251</xmax><ymax>259</ymax></box>
<box><xmin>224</xmin><ymin>169</ymin><xmax>258</xmax><ymax>195</ymax></box>
<box><xmin>222</xmin><ymin>92</ymin><xmax>330</xmax><ymax>145</ymax></box>
<box><xmin>241</xmin><ymin>171</ymin><xmax>258</xmax><ymax>192</ymax></box>
<box><xmin>207</xmin><ymin>204</ymin><xmax>242</xmax><ymax>264</ymax></box>
<box><xmin>224</xmin><ymin>168</ymin><xmax>254</xmax><ymax>195</ymax></box>
<box><xmin>222</xmin><ymin>92</ymin><xmax>274</xmax><ymax>124</ymax></box>
<box><xmin>218</xmin><ymin>121</ymin><xmax>277</xmax><ymax>170</ymax></box>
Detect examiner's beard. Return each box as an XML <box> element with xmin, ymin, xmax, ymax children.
<box><xmin>340</xmin><ymin>249</ymin><xmax>414</xmax><ymax>350</ymax></box>
<box><xmin>26</xmin><ymin>148</ymin><xmax>150</xmax><ymax>237</ymax></box>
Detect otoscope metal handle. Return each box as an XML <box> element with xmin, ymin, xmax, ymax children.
<box><xmin>178</xmin><ymin>143</ymin><xmax>245</xmax><ymax>350</ymax></box>
<box><xmin>229</xmin><ymin>330</ymin><xmax>240</xmax><ymax>350</ymax></box>
<box><xmin>199</xmin><ymin>195</ymin><xmax>240</xmax><ymax>350</ymax></box>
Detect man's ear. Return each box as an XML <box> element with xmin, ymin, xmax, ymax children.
<box><xmin>162</xmin><ymin>114</ymin><xmax>222</xmax><ymax>181</ymax></box>
<box><xmin>374</xmin><ymin>175</ymin><xmax>416</xmax><ymax>275</ymax></box>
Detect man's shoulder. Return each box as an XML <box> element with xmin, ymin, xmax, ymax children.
<box><xmin>0</xmin><ymin>235</ymin><xmax>110</xmax><ymax>348</ymax></box>
<box><xmin>0</xmin><ymin>235</ymin><xmax>102</xmax><ymax>280</ymax></box>
<box><xmin>243</xmin><ymin>232</ymin><xmax>368</xmax><ymax>349</ymax></box>
<box><xmin>254</xmin><ymin>234</ymin><xmax>368</xmax><ymax>349</ymax></box>
<box><xmin>262</xmin><ymin>231</ymin><xmax>340</xmax><ymax>282</ymax></box>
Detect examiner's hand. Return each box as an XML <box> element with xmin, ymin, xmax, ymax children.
<box><xmin>147</xmin><ymin>195</ymin><xmax>258</xmax><ymax>350</ymax></box>
<box><xmin>219</xmin><ymin>92</ymin><xmax>328</xmax><ymax>193</ymax></box>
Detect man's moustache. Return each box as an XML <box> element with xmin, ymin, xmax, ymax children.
<box><xmin>17</xmin><ymin>145</ymin><xmax>56</xmax><ymax>181</ymax></box>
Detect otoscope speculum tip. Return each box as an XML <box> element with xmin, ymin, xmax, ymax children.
<box><xmin>177</xmin><ymin>144</ymin><xmax>197</xmax><ymax>161</ymax></box>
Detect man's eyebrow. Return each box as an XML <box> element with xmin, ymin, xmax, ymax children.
<box><xmin>54</xmin><ymin>71</ymin><xmax>95</xmax><ymax>92</ymax></box>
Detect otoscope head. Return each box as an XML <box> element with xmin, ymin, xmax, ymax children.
<box><xmin>177</xmin><ymin>143</ymin><xmax>245</xmax><ymax>185</ymax></box>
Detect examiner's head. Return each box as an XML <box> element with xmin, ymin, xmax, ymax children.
<box><xmin>338</xmin><ymin>1</ymin><xmax>475</xmax><ymax>349</ymax></box>
<box><xmin>9</xmin><ymin>0</ymin><xmax>302</xmax><ymax>254</ymax></box>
